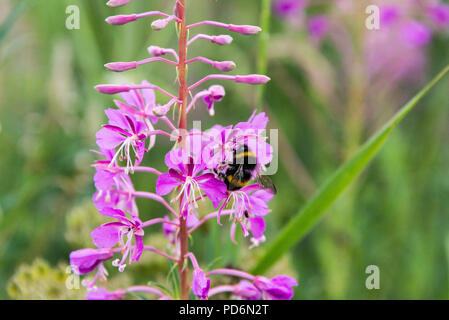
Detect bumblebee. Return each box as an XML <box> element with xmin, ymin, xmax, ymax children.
<box><xmin>214</xmin><ymin>144</ymin><xmax>277</xmax><ymax>195</ymax></box>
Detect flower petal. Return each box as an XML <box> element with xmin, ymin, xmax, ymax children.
<box><xmin>91</xmin><ymin>222</ymin><xmax>122</xmax><ymax>248</ymax></box>
<box><xmin>156</xmin><ymin>172</ymin><xmax>182</xmax><ymax>195</ymax></box>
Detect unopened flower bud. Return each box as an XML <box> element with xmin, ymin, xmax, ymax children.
<box><xmin>148</xmin><ymin>46</ymin><xmax>165</xmax><ymax>57</ymax></box>
<box><xmin>228</xmin><ymin>24</ymin><xmax>262</xmax><ymax>35</ymax></box>
<box><xmin>235</xmin><ymin>75</ymin><xmax>271</xmax><ymax>85</ymax></box>
<box><xmin>105</xmin><ymin>14</ymin><xmax>137</xmax><ymax>26</ymax></box>
<box><xmin>105</xmin><ymin>62</ymin><xmax>137</xmax><ymax>72</ymax></box>
<box><xmin>212</xmin><ymin>60</ymin><xmax>236</xmax><ymax>72</ymax></box>
<box><xmin>152</xmin><ymin>18</ymin><xmax>170</xmax><ymax>31</ymax></box>
<box><xmin>106</xmin><ymin>0</ymin><xmax>132</xmax><ymax>7</ymax></box>
<box><xmin>95</xmin><ymin>84</ymin><xmax>131</xmax><ymax>94</ymax></box>
<box><xmin>211</xmin><ymin>35</ymin><xmax>233</xmax><ymax>45</ymax></box>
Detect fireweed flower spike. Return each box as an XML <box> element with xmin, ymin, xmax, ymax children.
<box><xmin>73</xmin><ymin>0</ymin><xmax>297</xmax><ymax>300</ymax></box>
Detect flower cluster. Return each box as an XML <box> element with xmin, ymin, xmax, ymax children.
<box><xmin>273</xmin><ymin>0</ymin><xmax>449</xmax><ymax>83</ymax></box>
<box><xmin>69</xmin><ymin>0</ymin><xmax>297</xmax><ymax>300</ymax></box>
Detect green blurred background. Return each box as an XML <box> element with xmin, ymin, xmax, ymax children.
<box><xmin>0</xmin><ymin>0</ymin><xmax>448</xmax><ymax>299</ymax></box>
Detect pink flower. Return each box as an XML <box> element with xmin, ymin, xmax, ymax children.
<box><xmin>91</xmin><ymin>207</ymin><xmax>144</xmax><ymax>272</ymax></box>
<box><xmin>308</xmin><ymin>16</ymin><xmax>329</xmax><ymax>42</ymax></box>
<box><xmin>192</xmin><ymin>269</ymin><xmax>211</xmax><ymax>300</ymax></box>
<box><xmin>92</xmin><ymin>148</ymin><xmax>137</xmax><ymax>213</ymax></box>
<box><xmin>253</xmin><ymin>275</ymin><xmax>298</xmax><ymax>300</ymax></box>
<box><xmin>86</xmin><ymin>287</ymin><xmax>126</xmax><ymax>300</ymax></box>
<box><xmin>273</xmin><ymin>0</ymin><xmax>306</xmax><ymax>18</ymax></box>
<box><xmin>156</xmin><ymin>149</ymin><xmax>227</xmax><ymax>213</ymax></box>
<box><xmin>219</xmin><ymin>185</ymin><xmax>274</xmax><ymax>242</ymax></box>
<box><xmin>96</xmin><ymin>109</ymin><xmax>147</xmax><ymax>173</ymax></box>
<box><xmin>202</xmin><ymin>85</ymin><xmax>225</xmax><ymax>116</ymax></box>
<box><xmin>428</xmin><ymin>3</ymin><xmax>449</xmax><ymax>29</ymax></box>
<box><xmin>69</xmin><ymin>248</ymin><xmax>113</xmax><ymax>275</ymax></box>
<box><xmin>233</xmin><ymin>280</ymin><xmax>261</xmax><ymax>300</ymax></box>
<box><xmin>203</xmin><ymin>111</ymin><xmax>273</xmax><ymax>169</ymax></box>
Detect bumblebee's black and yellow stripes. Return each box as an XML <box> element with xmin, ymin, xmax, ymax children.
<box><xmin>215</xmin><ymin>144</ymin><xmax>276</xmax><ymax>195</ymax></box>
<box><xmin>223</xmin><ymin>145</ymin><xmax>257</xmax><ymax>191</ymax></box>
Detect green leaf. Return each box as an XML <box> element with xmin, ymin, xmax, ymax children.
<box><xmin>251</xmin><ymin>65</ymin><xmax>449</xmax><ymax>275</ymax></box>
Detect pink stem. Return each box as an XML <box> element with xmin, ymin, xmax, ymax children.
<box><xmin>188</xmin><ymin>74</ymin><xmax>235</xmax><ymax>91</ymax></box>
<box><xmin>142</xmin><ymin>217</ymin><xmax>179</xmax><ymax>228</ymax></box>
<box><xmin>186</xmin><ymin>90</ymin><xmax>208</xmax><ymax>113</ymax></box>
<box><xmin>144</xmin><ymin>246</ymin><xmax>178</xmax><ymax>262</ymax></box>
<box><xmin>187</xmin><ymin>20</ymin><xmax>229</xmax><ymax>30</ymax></box>
<box><xmin>137</xmin><ymin>57</ymin><xmax>178</xmax><ymax>67</ymax></box>
<box><xmin>129</xmin><ymin>84</ymin><xmax>179</xmax><ymax>100</ymax></box>
<box><xmin>136</xmin><ymin>11</ymin><xmax>181</xmax><ymax>22</ymax></box>
<box><xmin>147</xmin><ymin>129</ymin><xmax>178</xmax><ymax>139</ymax></box>
<box><xmin>185</xmin><ymin>252</ymin><xmax>200</xmax><ymax>270</ymax></box>
<box><xmin>123</xmin><ymin>190</ymin><xmax>178</xmax><ymax>217</ymax></box>
<box><xmin>160</xmin><ymin>116</ymin><xmax>178</xmax><ymax>133</ymax></box>
<box><xmin>186</xmin><ymin>56</ymin><xmax>214</xmax><ymax>65</ymax></box>
<box><xmin>126</xmin><ymin>285</ymin><xmax>165</xmax><ymax>297</ymax></box>
<box><xmin>187</xmin><ymin>34</ymin><xmax>210</xmax><ymax>46</ymax></box>
<box><xmin>208</xmin><ymin>285</ymin><xmax>236</xmax><ymax>297</ymax></box>
<box><xmin>207</xmin><ymin>268</ymin><xmax>256</xmax><ymax>281</ymax></box>
<box><xmin>188</xmin><ymin>210</ymin><xmax>233</xmax><ymax>234</ymax></box>
<box><xmin>132</xmin><ymin>166</ymin><xmax>162</xmax><ymax>175</ymax></box>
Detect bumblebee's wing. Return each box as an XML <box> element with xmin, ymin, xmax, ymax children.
<box><xmin>257</xmin><ymin>174</ymin><xmax>277</xmax><ymax>195</ymax></box>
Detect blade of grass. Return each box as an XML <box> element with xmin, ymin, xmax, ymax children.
<box><xmin>251</xmin><ymin>65</ymin><xmax>449</xmax><ymax>275</ymax></box>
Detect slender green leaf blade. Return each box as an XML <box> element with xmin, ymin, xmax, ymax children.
<box><xmin>251</xmin><ymin>65</ymin><xmax>449</xmax><ymax>275</ymax></box>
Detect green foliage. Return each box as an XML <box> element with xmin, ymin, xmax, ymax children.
<box><xmin>1</xmin><ymin>0</ymin><xmax>449</xmax><ymax>300</ymax></box>
<box><xmin>252</xmin><ymin>66</ymin><xmax>449</xmax><ymax>275</ymax></box>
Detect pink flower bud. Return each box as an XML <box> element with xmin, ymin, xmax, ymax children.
<box><xmin>151</xmin><ymin>18</ymin><xmax>170</xmax><ymax>31</ymax></box>
<box><xmin>104</xmin><ymin>61</ymin><xmax>137</xmax><ymax>72</ymax></box>
<box><xmin>95</xmin><ymin>84</ymin><xmax>131</xmax><ymax>94</ymax></box>
<box><xmin>235</xmin><ymin>75</ymin><xmax>271</xmax><ymax>85</ymax></box>
<box><xmin>228</xmin><ymin>24</ymin><xmax>262</xmax><ymax>35</ymax></box>
<box><xmin>212</xmin><ymin>60</ymin><xmax>236</xmax><ymax>72</ymax></box>
<box><xmin>105</xmin><ymin>14</ymin><xmax>137</xmax><ymax>26</ymax></box>
<box><xmin>211</xmin><ymin>35</ymin><xmax>233</xmax><ymax>45</ymax></box>
<box><xmin>147</xmin><ymin>46</ymin><xmax>165</xmax><ymax>56</ymax></box>
<box><xmin>106</xmin><ymin>0</ymin><xmax>132</xmax><ymax>7</ymax></box>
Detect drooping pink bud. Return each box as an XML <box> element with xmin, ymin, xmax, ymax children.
<box><xmin>228</xmin><ymin>24</ymin><xmax>262</xmax><ymax>35</ymax></box>
<box><xmin>95</xmin><ymin>84</ymin><xmax>131</xmax><ymax>94</ymax></box>
<box><xmin>147</xmin><ymin>46</ymin><xmax>165</xmax><ymax>56</ymax></box>
<box><xmin>151</xmin><ymin>17</ymin><xmax>173</xmax><ymax>31</ymax></box>
<box><xmin>235</xmin><ymin>75</ymin><xmax>271</xmax><ymax>85</ymax></box>
<box><xmin>211</xmin><ymin>35</ymin><xmax>233</xmax><ymax>45</ymax></box>
<box><xmin>104</xmin><ymin>62</ymin><xmax>137</xmax><ymax>72</ymax></box>
<box><xmin>212</xmin><ymin>61</ymin><xmax>236</xmax><ymax>72</ymax></box>
<box><xmin>105</xmin><ymin>14</ymin><xmax>137</xmax><ymax>26</ymax></box>
<box><xmin>106</xmin><ymin>0</ymin><xmax>132</xmax><ymax>7</ymax></box>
